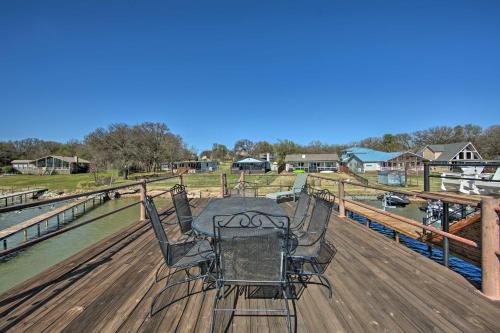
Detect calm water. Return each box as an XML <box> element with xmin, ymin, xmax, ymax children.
<box><xmin>0</xmin><ymin>197</ymin><xmax>168</xmax><ymax>293</ymax></box>
<box><xmin>348</xmin><ymin>199</ymin><xmax>482</xmax><ymax>288</ymax></box>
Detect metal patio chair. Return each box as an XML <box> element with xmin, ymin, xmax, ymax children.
<box><xmin>170</xmin><ymin>184</ymin><xmax>195</xmax><ymax>235</ymax></box>
<box><xmin>144</xmin><ymin>195</ymin><xmax>214</xmax><ymax>316</ymax></box>
<box><xmin>210</xmin><ymin>211</ymin><xmax>293</xmax><ymax>333</ymax></box>
<box><xmin>290</xmin><ymin>186</ymin><xmax>312</xmax><ymax>232</ymax></box>
<box><xmin>288</xmin><ymin>190</ymin><xmax>334</xmax><ymax>298</ymax></box>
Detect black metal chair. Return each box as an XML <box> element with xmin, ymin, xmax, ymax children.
<box><xmin>170</xmin><ymin>184</ymin><xmax>195</xmax><ymax>235</ymax></box>
<box><xmin>210</xmin><ymin>211</ymin><xmax>293</xmax><ymax>333</ymax></box>
<box><xmin>288</xmin><ymin>190</ymin><xmax>334</xmax><ymax>298</ymax></box>
<box><xmin>290</xmin><ymin>186</ymin><xmax>311</xmax><ymax>232</ymax></box>
<box><xmin>144</xmin><ymin>195</ymin><xmax>214</xmax><ymax>316</ymax></box>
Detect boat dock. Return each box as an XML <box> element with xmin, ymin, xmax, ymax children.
<box><xmin>0</xmin><ymin>188</ymin><xmax>48</xmax><ymax>207</ymax></box>
<box><xmin>0</xmin><ymin>197</ymin><xmax>499</xmax><ymax>332</ymax></box>
<box><xmin>0</xmin><ymin>193</ymin><xmax>108</xmax><ymax>251</ymax></box>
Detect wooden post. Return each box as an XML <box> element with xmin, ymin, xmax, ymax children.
<box><xmin>481</xmin><ymin>197</ymin><xmax>500</xmax><ymax>300</ymax></box>
<box><xmin>424</xmin><ymin>163</ymin><xmax>430</xmax><ymax>192</ymax></box>
<box><xmin>338</xmin><ymin>180</ymin><xmax>346</xmax><ymax>217</ymax></box>
<box><xmin>3</xmin><ymin>239</ymin><xmax>6</xmax><ymax>250</ymax></box>
<box><xmin>140</xmin><ymin>180</ymin><xmax>147</xmax><ymax>222</ymax></box>
<box><xmin>220</xmin><ymin>173</ymin><xmax>227</xmax><ymax>197</ymax></box>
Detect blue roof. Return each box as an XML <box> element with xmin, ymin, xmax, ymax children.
<box><xmin>350</xmin><ymin>151</ymin><xmax>400</xmax><ymax>162</ymax></box>
<box><xmin>236</xmin><ymin>157</ymin><xmax>266</xmax><ymax>164</ymax></box>
<box><xmin>342</xmin><ymin>147</ymin><xmax>376</xmax><ymax>154</ymax></box>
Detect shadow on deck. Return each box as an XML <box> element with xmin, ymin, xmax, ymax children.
<box><xmin>0</xmin><ymin>198</ymin><xmax>499</xmax><ymax>332</ymax></box>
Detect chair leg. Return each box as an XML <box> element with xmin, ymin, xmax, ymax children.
<box><xmin>150</xmin><ymin>271</ymin><xmax>209</xmax><ymax>316</ymax></box>
<box><xmin>282</xmin><ymin>285</ymin><xmax>293</xmax><ymax>333</ymax></box>
<box><xmin>209</xmin><ymin>287</ymin><xmax>222</xmax><ymax>333</ymax></box>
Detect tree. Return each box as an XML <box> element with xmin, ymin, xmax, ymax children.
<box><xmin>253</xmin><ymin>141</ymin><xmax>274</xmax><ymax>155</ymax></box>
<box><xmin>274</xmin><ymin>139</ymin><xmax>300</xmax><ymax>164</ymax></box>
<box><xmin>476</xmin><ymin>125</ymin><xmax>500</xmax><ymax>159</ymax></box>
<box><xmin>233</xmin><ymin>139</ymin><xmax>254</xmax><ymax>157</ymax></box>
<box><xmin>211</xmin><ymin>143</ymin><xmax>229</xmax><ymax>160</ymax></box>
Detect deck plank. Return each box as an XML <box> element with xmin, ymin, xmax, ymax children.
<box><xmin>1</xmin><ymin>198</ymin><xmax>499</xmax><ymax>333</ymax></box>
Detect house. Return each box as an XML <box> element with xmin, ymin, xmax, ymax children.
<box><xmin>11</xmin><ymin>156</ymin><xmax>90</xmax><ymax>174</ymax></box>
<box><xmin>416</xmin><ymin>142</ymin><xmax>482</xmax><ymax>163</ymax></box>
<box><xmin>284</xmin><ymin>154</ymin><xmax>339</xmax><ymax>173</ymax></box>
<box><xmin>166</xmin><ymin>160</ymin><xmax>219</xmax><ymax>173</ymax></box>
<box><xmin>385</xmin><ymin>151</ymin><xmax>429</xmax><ymax>171</ymax></box>
<box><xmin>342</xmin><ymin>148</ymin><xmax>400</xmax><ymax>173</ymax></box>
<box><xmin>231</xmin><ymin>157</ymin><xmax>270</xmax><ymax>174</ymax></box>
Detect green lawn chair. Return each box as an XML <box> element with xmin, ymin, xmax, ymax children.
<box><xmin>266</xmin><ymin>173</ymin><xmax>308</xmax><ymax>202</ymax></box>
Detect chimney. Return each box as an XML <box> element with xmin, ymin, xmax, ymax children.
<box><xmin>266</xmin><ymin>153</ymin><xmax>270</xmax><ymax>162</ymax></box>
<box><xmin>74</xmin><ymin>156</ymin><xmax>78</xmax><ymax>164</ymax></box>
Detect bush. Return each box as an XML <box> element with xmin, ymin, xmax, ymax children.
<box><xmin>1</xmin><ymin>166</ymin><xmax>16</xmax><ymax>174</ymax></box>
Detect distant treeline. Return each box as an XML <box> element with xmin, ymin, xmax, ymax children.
<box><xmin>1</xmin><ymin>123</ymin><xmax>499</xmax><ymax>173</ymax></box>
<box><xmin>0</xmin><ymin>122</ymin><xmax>195</xmax><ymax>175</ymax></box>
<box><xmin>201</xmin><ymin>124</ymin><xmax>500</xmax><ymax>163</ymax></box>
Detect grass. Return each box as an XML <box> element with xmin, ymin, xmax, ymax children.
<box><xmin>0</xmin><ymin>160</ymin><xmax>444</xmax><ymax>196</ymax></box>
<box><xmin>0</xmin><ymin>171</ymin><xmax>132</xmax><ymax>193</ymax></box>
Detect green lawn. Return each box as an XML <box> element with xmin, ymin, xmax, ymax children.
<box><xmin>0</xmin><ymin>171</ymin><xmax>132</xmax><ymax>193</ymax></box>
<box><xmin>0</xmin><ymin>160</ymin><xmax>444</xmax><ymax>195</ymax></box>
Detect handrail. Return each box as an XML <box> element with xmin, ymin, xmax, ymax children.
<box><xmin>340</xmin><ymin>180</ymin><xmax>480</xmax><ymax>207</ymax></box>
<box><xmin>342</xmin><ymin>198</ymin><xmax>478</xmax><ymax>248</ymax></box>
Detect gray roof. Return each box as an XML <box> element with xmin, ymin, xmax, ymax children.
<box><xmin>421</xmin><ymin>142</ymin><xmax>471</xmax><ymax>161</ymax></box>
<box><xmin>285</xmin><ymin>153</ymin><xmax>339</xmax><ymax>162</ymax></box>
<box><xmin>11</xmin><ymin>160</ymin><xmax>33</xmax><ymax>164</ymax></box>
<box><xmin>33</xmin><ymin>155</ymin><xmax>91</xmax><ymax>164</ymax></box>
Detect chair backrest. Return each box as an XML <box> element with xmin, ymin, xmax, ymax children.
<box><xmin>292</xmin><ymin>173</ymin><xmax>308</xmax><ymax>191</ymax></box>
<box><xmin>143</xmin><ymin>195</ymin><xmax>172</xmax><ymax>265</ymax></box>
<box><xmin>305</xmin><ymin>193</ymin><xmax>333</xmax><ymax>235</ymax></box>
<box><xmin>170</xmin><ymin>184</ymin><xmax>193</xmax><ymax>234</ymax></box>
<box><xmin>213</xmin><ymin>211</ymin><xmax>289</xmax><ymax>285</ymax></box>
<box><xmin>290</xmin><ymin>190</ymin><xmax>311</xmax><ymax>230</ymax></box>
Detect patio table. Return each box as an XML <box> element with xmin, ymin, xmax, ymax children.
<box><xmin>192</xmin><ymin>197</ymin><xmax>286</xmax><ymax>237</ymax></box>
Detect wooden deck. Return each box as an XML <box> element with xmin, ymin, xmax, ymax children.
<box><xmin>1</xmin><ymin>198</ymin><xmax>499</xmax><ymax>332</ymax></box>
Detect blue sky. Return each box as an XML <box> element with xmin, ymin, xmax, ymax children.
<box><xmin>1</xmin><ymin>1</ymin><xmax>499</xmax><ymax>152</ymax></box>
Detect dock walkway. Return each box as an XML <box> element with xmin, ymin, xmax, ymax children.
<box><xmin>0</xmin><ymin>188</ymin><xmax>47</xmax><ymax>206</ymax></box>
<box><xmin>0</xmin><ymin>198</ymin><xmax>499</xmax><ymax>332</ymax></box>
<box><xmin>0</xmin><ymin>194</ymin><xmax>106</xmax><ymax>247</ymax></box>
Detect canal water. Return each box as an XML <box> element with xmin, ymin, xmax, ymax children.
<box><xmin>350</xmin><ymin>199</ymin><xmax>481</xmax><ymax>288</ymax></box>
<box><xmin>0</xmin><ymin>197</ymin><xmax>169</xmax><ymax>294</ymax></box>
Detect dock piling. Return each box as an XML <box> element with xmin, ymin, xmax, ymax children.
<box><xmin>441</xmin><ymin>202</ymin><xmax>450</xmax><ymax>267</ymax></box>
<box><xmin>481</xmin><ymin>197</ymin><xmax>500</xmax><ymax>300</ymax></box>
<box><xmin>338</xmin><ymin>180</ymin><xmax>346</xmax><ymax>218</ymax></box>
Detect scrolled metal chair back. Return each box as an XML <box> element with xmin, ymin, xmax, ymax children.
<box><xmin>213</xmin><ymin>211</ymin><xmax>290</xmax><ymax>285</ymax></box>
<box><xmin>170</xmin><ymin>184</ymin><xmax>193</xmax><ymax>234</ymax></box>
<box><xmin>144</xmin><ymin>195</ymin><xmax>172</xmax><ymax>265</ymax></box>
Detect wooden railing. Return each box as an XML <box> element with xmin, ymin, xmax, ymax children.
<box><xmin>337</xmin><ymin>179</ymin><xmax>500</xmax><ymax>301</ymax></box>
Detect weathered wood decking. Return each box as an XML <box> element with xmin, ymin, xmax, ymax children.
<box><xmin>0</xmin><ymin>198</ymin><xmax>499</xmax><ymax>332</ymax></box>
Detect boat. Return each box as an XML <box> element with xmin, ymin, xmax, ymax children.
<box><xmin>377</xmin><ymin>192</ymin><xmax>410</xmax><ymax>207</ymax></box>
